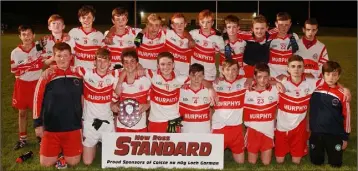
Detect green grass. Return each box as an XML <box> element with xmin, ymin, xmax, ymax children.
<box><xmin>1</xmin><ymin>33</ymin><xmax>356</xmax><ymax>170</ymax></box>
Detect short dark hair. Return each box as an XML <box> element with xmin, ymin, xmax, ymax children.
<box><xmin>78</xmin><ymin>5</ymin><xmax>96</xmax><ymax>18</ymax></box>
<box><xmin>254</xmin><ymin>62</ymin><xmax>270</xmax><ymax>76</ymax></box>
<box><xmin>157</xmin><ymin>51</ymin><xmax>174</xmax><ymax>64</ymax></box>
<box><xmin>53</xmin><ymin>42</ymin><xmax>72</xmax><ymax>54</ymax></box>
<box><xmin>112</xmin><ymin>7</ymin><xmax>128</xmax><ymax>19</ymax></box>
<box><xmin>95</xmin><ymin>47</ymin><xmax>111</xmax><ymax>60</ymax></box>
<box><xmin>121</xmin><ymin>49</ymin><xmax>139</xmax><ymax>62</ymax></box>
<box><xmin>222</xmin><ymin>58</ymin><xmax>239</xmax><ymax>70</ymax></box>
<box><xmin>322</xmin><ymin>61</ymin><xmax>342</xmax><ymax>75</ymax></box>
<box><xmin>18</xmin><ymin>25</ymin><xmax>34</xmax><ymax>34</ymax></box>
<box><xmin>288</xmin><ymin>55</ymin><xmax>304</xmax><ymax>64</ymax></box>
<box><xmin>276</xmin><ymin>12</ymin><xmax>291</xmax><ymax>21</ymax></box>
<box><xmin>224</xmin><ymin>15</ymin><xmax>240</xmax><ymax>26</ymax></box>
<box><xmin>189</xmin><ymin>63</ymin><xmax>205</xmax><ymax>75</ymax></box>
<box><xmin>304</xmin><ymin>18</ymin><xmax>319</xmax><ymax>27</ymax></box>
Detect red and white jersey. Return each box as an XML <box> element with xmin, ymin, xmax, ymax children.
<box><xmin>219</xmin><ymin>37</ymin><xmax>246</xmax><ymax>67</ymax></box>
<box><xmin>116</xmin><ymin>75</ymin><xmax>151</xmax><ymax>129</ymax></box>
<box><xmin>104</xmin><ymin>26</ymin><xmax>142</xmax><ymax>69</ymax></box>
<box><xmin>295</xmin><ymin>37</ymin><xmax>329</xmax><ymax>78</ymax></box>
<box><xmin>68</xmin><ymin>27</ymin><xmax>104</xmax><ymax>69</ymax></box>
<box><xmin>219</xmin><ymin>36</ymin><xmax>246</xmax><ymax>76</ymax></box>
<box><xmin>189</xmin><ymin>29</ymin><xmax>225</xmax><ymax>81</ymax></box>
<box><xmin>77</xmin><ymin>67</ymin><xmax>119</xmax><ymax>121</ymax></box>
<box><xmin>137</xmin><ymin>30</ymin><xmax>166</xmax><ymax>70</ymax></box>
<box><xmin>179</xmin><ymin>85</ymin><xmax>211</xmax><ymax>133</ymax></box>
<box><xmin>146</xmin><ymin>69</ymin><xmax>189</xmax><ymax>122</ymax></box>
<box><xmin>244</xmin><ymin>85</ymin><xmax>279</xmax><ymax>139</ymax></box>
<box><xmin>10</xmin><ymin>43</ymin><xmax>43</xmax><ymax>81</ymax></box>
<box><xmin>276</xmin><ymin>76</ymin><xmax>321</xmax><ymax>131</ymax></box>
<box><xmin>268</xmin><ymin>33</ymin><xmax>299</xmax><ymax>78</ymax></box>
<box><xmin>41</xmin><ymin>34</ymin><xmax>72</xmax><ymax>60</ymax></box>
<box><xmin>165</xmin><ymin>29</ymin><xmax>192</xmax><ymax>75</ymax></box>
<box><xmin>212</xmin><ymin>77</ymin><xmax>246</xmax><ymax>129</ymax></box>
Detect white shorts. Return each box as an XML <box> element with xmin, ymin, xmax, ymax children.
<box><xmin>82</xmin><ymin>119</ymin><xmax>114</xmax><ymax>147</ymax></box>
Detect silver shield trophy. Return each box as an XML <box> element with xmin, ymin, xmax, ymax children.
<box><xmin>118</xmin><ymin>98</ymin><xmax>141</xmax><ymax>128</ymax></box>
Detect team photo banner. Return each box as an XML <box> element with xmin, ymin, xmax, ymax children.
<box><xmin>102</xmin><ymin>133</ymin><xmax>224</xmax><ymax>169</ymax></box>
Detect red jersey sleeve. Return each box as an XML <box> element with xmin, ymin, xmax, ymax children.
<box><xmin>33</xmin><ymin>69</ymin><xmax>52</xmax><ymax>127</ymax></box>
<box><xmin>342</xmin><ymin>100</ymin><xmax>351</xmax><ymax>134</ymax></box>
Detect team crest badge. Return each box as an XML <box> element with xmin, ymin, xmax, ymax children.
<box><xmin>106</xmin><ymin>79</ymin><xmax>111</xmax><ymax>85</ymax></box>
<box><xmin>332</xmin><ymin>99</ymin><xmax>339</xmax><ymax>106</ymax></box>
<box><xmin>304</xmin><ymin>88</ymin><xmax>310</xmax><ymax>95</ymax></box>
<box><xmin>335</xmin><ymin>144</ymin><xmax>342</xmax><ymax>151</ymax></box>
<box><xmin>203</xmin><ymin>40</ymin><xmax>208</xmax><ymax>47</ymax></box>
<box><xmin>313</xmin><ymin>53</ymin><xmax>318</xmax><ymax>59</ymax></box>
<box><xmin>268</xmin><ymin>96</ymin><xmax>274</xmax><ymax>102</ymax></box>
<box><xmin>92</xmin><ymin>39</ymin><xmax>98</xmax><ymax>45</ymax></box>
<box><xmin>203</xmin><ymin>97</ymin><xmax>209</xmax><ymax>104</ymax></box>
<box><xmin>73</xmin><ymin>79</ymin><xmax>80</xmax><ymax>86</ymax></box>
<box><xmin>236</xmin><ymin>84</ymin><xmax>241</xmax><ymax>89</ymax></box>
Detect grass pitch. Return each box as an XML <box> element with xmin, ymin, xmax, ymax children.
<box><xmin>1</xmin><ymin>31</ymin><xmax>356</xmax><ymax>170</ymax></box>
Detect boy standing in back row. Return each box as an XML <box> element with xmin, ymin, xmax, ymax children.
<box><xmin>11</xmin><ymin>25</ymin><xmax>44</xmax><ymax>150</ymax></box>
<box><xmin>295</xmin><ymin>18</ymin><xmax>329</xmax><ymax>78</ymax></box>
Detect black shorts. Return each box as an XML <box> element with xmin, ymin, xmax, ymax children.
<box><xmin>309</xmin><ymin>133</ymin><xmax>344</xmax><ymax>167</ymax></box>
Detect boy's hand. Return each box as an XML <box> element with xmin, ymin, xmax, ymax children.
<box><xmin>104</xmin><ymin>26</ymin><xmax>116</xmax><ymax>45</ymax></box>
<box><xmin>183</xmin><ymin>31</ymin><xmax>195</xmax><ymax>48</ymax></box>
<box><xmin>304</xmin><ymin>73</ymin><xmax>315</xmax><ymax>78</ymax></box>
<box><xmin>275</xmin><ymin>81</ymin><xmax>286</xmax><ymax>93</ymax></box>
<box><xmin>343</xmin><ymin>88</ymin><xmax>352</xmax><ymax>102</ymax></box>
<box><xmin>244</xmin><ymin>77</ymin><xmax>253</xmax><ymax>90</ymax></box>
<box><xmin>138</xmin><ymin>103</ymin><xmax>150</xmax><ymax>114</ymax></box>
<box><xmin>35</xmin><ymin>126</ymin><xmax>44</xmax><ymax>138</ymax></box>
<box><xmin>276</xmin><ymin>74</ymin><xmax>287</xmax><ymax>81</ymax></box>
<box><xmin>342</xmin><ymin>140</ymin><xmax>348</xmax><ymax>150</ymax></box>
<box><xmin>208</xmin><ymin>88</ymin><xmax>219</xmax><ymax>106</ymax></box>
<box><xmin>110</xmin><ymin>102</ymin><xmax>120</xmax><ymax>113</ymax></box>
<box><xmin>63</xmin><ymin>33</ymin><xmax>71</xmax><ymax>41</ymax></box>
<box><xmin>135</xmin><ymin>64</ymin><xmax>146</xmax><ymax>77</ymax></box>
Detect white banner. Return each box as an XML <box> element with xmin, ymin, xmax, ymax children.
<box><xmin>102</xmin><ymin>133</ymin><xmax>224</xmax><ymax>169</ymax></box>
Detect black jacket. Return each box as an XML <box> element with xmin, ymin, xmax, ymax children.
<box><xmin>33</xmin><ymin>66</ymin><xmax>83</xmax><ymax>132</ymax></box>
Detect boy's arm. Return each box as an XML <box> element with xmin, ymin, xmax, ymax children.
<box><xmin>33</xmin><ymin>69</ymin><xmax>51</xmax><ymax>136</ymax></box>
<box><xmin>104</xmin><ymin>26</ymin><xmax>117</xmax><ymax>45</ymax></box>
<box><xmin>10</xmin><ymin>51</ymin><xmax>18</xmax><ymax>74</ymax></box>
<box><xmin>342</xmin><ymin>99</ymin><xmax>351</xmax><ymax>141</ymax></box>
<box><xmin>202</xmin><ymin>80</ymin><xmax>219</xmax><ymax>105</ymax></box>
<box><xmin>268</xmin><ymin>78</ymin><xmax>286</xmax><ymax>93</ymax></box>
<box><xmin>215</xmin><ymin>36</ymin><xmax>226</xmax><ymax>56</ymax></box>
<box><xmin>183</xmin><ymin>31</ymin><xmax>196</xmax><ymax>48</ymax></box>
<box><xmin>317</xmin><ymin>46</ymin><xmax>329</xmax><ymax>78</ymax></box>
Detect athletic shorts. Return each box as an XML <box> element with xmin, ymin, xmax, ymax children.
<box><xmin>40</xmin><ymin>129</ymin><xmax>82</xmax><ymax>157</ymax></box>
<box><xmin>275</xmin><ymin>119</ymin><xmax>308</xmax><ymax>157</ymax></box>
<box><xmin>148</xmin><ymin>121</ymin><xmax>168</xmax><ymax>133</ymax></box>
<box><xmin>245</xmin><ymin>127</ymin><xmax>274</xmax><ymax>153</ymax></box>
<box><xmin>116</xmin><ymin>127</ymin><xmax>147</xmax><ymax>132</ymax></box>
<box><xmin>12</xmin><ymin>79</ymin><xmax>38</xmax><ymax>110</ymax></box>
<box><xmin>212</xmin><ymin>125</ymin><xmax>245</xmax><ymax>154</ymax></box>
<box><xmin>82</xmin><ymin>120</ymin><xmax>114</xmax><ymax>147</ymax></box>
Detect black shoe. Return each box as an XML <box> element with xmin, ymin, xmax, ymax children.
<box><xmin>13</xmin><ymin>140</ymin><xmax>27</xmax><ymax>150</ymax></box>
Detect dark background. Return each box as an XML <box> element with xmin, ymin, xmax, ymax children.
<box><xmin>1</xmin><ymin>1</ymin><xmax>357</xmax><ymax>32</ymax></box>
